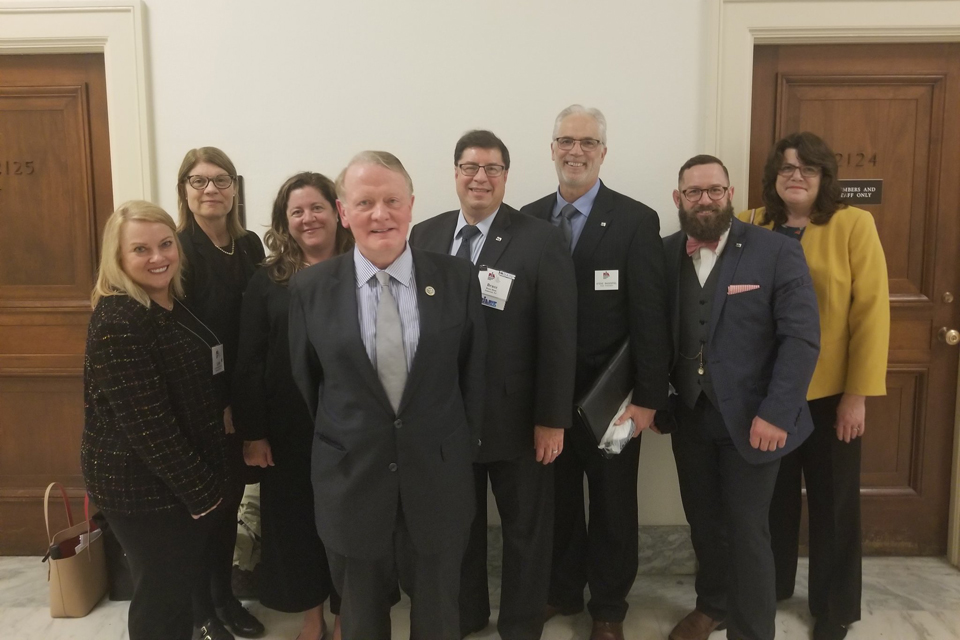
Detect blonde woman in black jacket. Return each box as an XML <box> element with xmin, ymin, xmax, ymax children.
<box><xmin>82</xmin><ymin>201</ymin><xmax>225</xmax><ymax>640</ymax></box>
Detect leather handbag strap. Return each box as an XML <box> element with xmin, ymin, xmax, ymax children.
<box><xmin>44</xmin><ymin>482</ymin><xmax>74</xmax><ymax>545</ymax></box>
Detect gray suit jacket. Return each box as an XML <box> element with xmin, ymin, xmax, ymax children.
<box><xmin>663</xmin><ymin>219</ymin><xmax>820</xmax><ymax>464</ymax></box>
<box><xmin>288</xmin><ymin>248</ymin><xmax>486</xmax><ymax>559</ymax></box>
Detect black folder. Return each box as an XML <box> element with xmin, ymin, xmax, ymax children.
<box><xmin>575</xmin><ymin>339</ymin><xmax>634</xmax><ymax>446</ymax></box>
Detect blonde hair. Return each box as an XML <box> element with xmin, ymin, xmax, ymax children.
<box><xmin>335</xmin><ymin>150</ymin><xmax>414</xmax><ymax>200</ymax></box>
<box><xmin>176</xmin><ymin>146</ymin><xmax>246</xmax><ymax>239</ymax></box>
<box><xmin>92</xmin><ymin>200</ymin><xmax>185</xmax><ymax>308</ymax></box>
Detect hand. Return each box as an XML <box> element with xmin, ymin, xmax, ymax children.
<box><xmin>192</xmin><ymin>498</ymin><xmax>222</xmax><ymax>519</ymax></box>
<box><xmin>616</xmin><ymin>403</ymin><xmax>656</xmax><ymax>438</ymax></box>
<box><xmin>534</xmin><ymin>426</ymin><xmax>564</xmax><ymax>465</ymax></box>
<box><xmin>243</xmin><ymin>439</ymin><xmax>275</xmax><ymax>468</ymax></box>
<box><xmin>749</xmin><ymin>416</ymin><xmax>788</xmax><ymax>451</ymax></box>
<box><xmin>224</xmin><ymin>406</ymin><xmax>235</xmax><ymax>435</ymax></box>
<box><xmin>835</xmin><ymin>393</ymin><xmax>866</xmax><ymax>443</ymax></box>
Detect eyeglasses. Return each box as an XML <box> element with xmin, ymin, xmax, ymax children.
<box><xmin>186</xmin><ymin>174</ymin><xmax>236</xmax><ymax>190</ymax></box>
<box><xmin>681</xmin><ymin>186</ymin><xmax>729</xmax><ymax>202</ymax></box>
<box><xmin>554</xmin><ymin>137</ymin><xmax>603</xmax><ymax>152</ymax></box>
<box><xmin>457</xmin><ymin>163</ymin><xmax>506</xmax><ymax>177</ymax></box>
<box><xmin>777</xmin><ymin>164</ymin><xmax>821</xmax><ymax>178</ymax></box>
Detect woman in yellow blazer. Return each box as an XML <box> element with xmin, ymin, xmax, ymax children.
<box><xmin>738</xmin><ymin>131</ymin><xmax>889</xmax><ymax>640</ymax></box>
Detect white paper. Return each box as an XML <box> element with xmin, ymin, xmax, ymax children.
<box><xmin>598</xmin><ymin>391</ymin><xmax>634</xmax><ymax>455</ymax></box>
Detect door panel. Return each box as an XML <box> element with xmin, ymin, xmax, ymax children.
<box><xmin>0</xmin><ymin>54</ymin><xmax>112</xmax><ymax>554</ymax></box>
<box><xmin>751</xmin><ymin>43</ymin><xmax>960</xmax><ymax>554</ymax></box>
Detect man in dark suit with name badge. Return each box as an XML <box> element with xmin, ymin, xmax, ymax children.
<box><xmin>289</xmin><ymin>151</ymin><xmax>486</xmax><ymax>640</ymax></box>
<box><xmin>520</xmin><ymin>105</ymin><xmax>671</xmax><ymax>640</ymax></box>
<box><xmin>410</xmin><ymin>130</ymin><xmax>577</xmax><ymax>640</ymax></box>
<box><xmin>663</xmin><ymin>155</ymin><xmax>819</xmax><ymax>640</ymax></box>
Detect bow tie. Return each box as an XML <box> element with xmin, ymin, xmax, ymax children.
<box><xmin>686</xmin><ymin>238</ymin><xmax>720</xmax><ymax>256</ymax></box>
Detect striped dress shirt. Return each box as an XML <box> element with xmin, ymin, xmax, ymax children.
<box><xmin>354</xmin><ymin>244</ymin><xmax>420</xmax><ymax>372</ymax></box>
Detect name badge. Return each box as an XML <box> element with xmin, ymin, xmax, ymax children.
<box><xmin>478</xmin><ymin>268</ymin><xmax>515</xmax><ymax>311</ymax></box>
<box><xmin>212</xmin><ymin>344</ymin><xmax>225</xmax><ymax>375</ymax></box>
<box><xmin>595</xmin><ymin>269</ymin><xmax>619</xmax><ymax>290</ymax></box>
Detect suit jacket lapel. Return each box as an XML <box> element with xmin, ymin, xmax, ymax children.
<box><xmin>708</xmin><ymin>220</ymin><xmax>747</xmax><ymax>344</ymax></box>
<box><xmin>668</xmin><ymin>233</ymin><xmax>685</xmax><ymax>367</ymax></box>
<box><xmin>334</xmin><ymin>257</ymin><xmax>394</xmax><ymax>414</ymax></box>
<box><xmin>399</xmin><ymin>250</ymin><xmax>441</xmax><ymax>413</ymax></box>
<box><xmin>476</xmin><ymin>205</ymin><xmax>513</xmax><ymax>268</ymax></box>
<box><xmin>572</xmin><ymin>181</ymin><xmax>613</xmax><ymax>262</ymax></box>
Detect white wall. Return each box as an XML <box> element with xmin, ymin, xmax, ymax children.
<box><xmin>144</xmin><ymin>0</ymin><xmax>706</xmax><ymax>525</ymax></box>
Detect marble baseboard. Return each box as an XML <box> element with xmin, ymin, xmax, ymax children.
<box><xmin>485</xmin><ymin>524</ymin><xmax>696</xmax><ymax>578</ymax></box>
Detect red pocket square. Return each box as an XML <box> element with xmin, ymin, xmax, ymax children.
<box><xmin>727</xmin><ymin>284</ymin><xmax>760</xmax><ymax>295</ymax></box>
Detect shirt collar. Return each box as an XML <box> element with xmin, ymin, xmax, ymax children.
<box><xmin>553</xmin><ymin>178</ymin><xmax>601</xmax><ymax>219</ymax></box>
<box><xmin>454</xmin><ymin>206</ymin><xmax>500</xmax><ymax>241</ymax></box>
<box><xmin>714</xmin><ymin>226</ymin><xmax>731</xmax><ymax>256</ymax></box>
<box><xmin>354</xmin><ymin>243</ymin><xmax>415</xmax><ymax>288</ymax></box>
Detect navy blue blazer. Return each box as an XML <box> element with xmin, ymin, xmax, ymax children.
<box><xmin>663</xmin><ymin>219</ymin><xmax>820</xmax><ymax>464</ymax></box>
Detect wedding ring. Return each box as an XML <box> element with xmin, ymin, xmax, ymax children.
<box><xmin>551</xmin><ymin>449</ymin><xmax>559</xmax><ymax>454</ymax></box>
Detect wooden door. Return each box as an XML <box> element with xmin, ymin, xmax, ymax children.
<box><xmin>750</xmin><ymin>43</ymin><xmax>960</xmax><ymax>555</ymax></box>
<box><xmin>0</xmin><ymin>54</ymin><xmax>113</xmax><ymax>554</ymax></box>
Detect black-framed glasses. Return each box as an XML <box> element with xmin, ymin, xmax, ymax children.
<box><xmin>554</xmin><ymin>137</ymin><xmax>603</xmax><ymax>152</ymax></box>
<box><xmin>681</xmin><ymin>186</ymin><xmax>730</xmax><ymax>202</ymax></box>
<box><xmin>777</xmin><ymin>164</ymin><xmax>821</xmax><ymax>178</ymax></box>
<box><xmin>457</xmin><ymin>163</ymin><xmax>506</xmax><ymax>177</ymax></box>
<box><xmin>186</xmin><ymin>174</ymin><xmax>236</xmax><ymax>190</ymax></box>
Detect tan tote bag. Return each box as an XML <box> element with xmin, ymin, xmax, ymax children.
<box><xmin>44</xmin><ymin>482</ymin><xmax>108</xmax><ymax>618</ymax></box>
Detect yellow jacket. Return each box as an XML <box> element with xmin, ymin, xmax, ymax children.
<box><xmin>737</xmin><ymin>206</ymin><xmax>890</xmax><ymax>400</ymax></box>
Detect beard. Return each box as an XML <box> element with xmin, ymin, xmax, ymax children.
<box><xmin>678</xmin><ymin>199</ymin><xmax>735</xmax><ymax>242</ymax></box>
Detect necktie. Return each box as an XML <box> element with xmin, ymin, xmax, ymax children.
<box><xmin>375</xmin><ymin>271</ymin><xmax>406</xmax><ymax>412</ymax></box>
<box><xmin>685</xmin><ymin>237</ymin><xmax>720</xmax><ymax>256</ymax></box>
<box><xmin>559</xmin><ymin>204</ymin><xmax>578</xmax><ymax>253</ymax></box>
<box><xmin>456</xmin><ymin>225</ymin><xmax>481</xmax><ymax>263</ymax></box>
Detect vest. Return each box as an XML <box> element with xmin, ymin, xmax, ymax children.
<box><xmin>674</xmin><ymin>253</ymin><xmax>722</xmax><ymax>410</ymax></box>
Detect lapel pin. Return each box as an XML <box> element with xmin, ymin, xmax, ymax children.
<box><xmin>600</xmin><ymin>222</ymin><xmax>607</xmax><ymax>227</ymax></box>
<box><xmin>735</xmin><ymin>242</ymin><xmax>742</xmax><ymax>248</ymax></box>
<box><xmin>425</xmin><ymin>286</ymin><xmax>436</xmax><ymax>296</ymax></box>
<box><xmin>496</xmin><ymin>236</ymin><xmax>502</xmax><ymax>241</ymax></box>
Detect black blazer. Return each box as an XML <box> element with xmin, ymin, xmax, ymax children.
<box><xmin>662</xmin><ymin>219</ymin><xmax>820</xmax><ymax>464</ymax></box>
<box><xmin>520</xmin><ymin>181</ymin><xmax>670</xmax><ymax>410</ymax></box>
<box><xmin>409</xmin><ymin>204</ymin><xmax>577</xmax><ymax>462</ymax></box>
<box><xmin>288</xmin><ymin>248</ymin><xmax>486</xmax><ymax>560</ymax></box>
<box><xmin>179</xmin><ymin>222</ymin><xmax>265</xmax><ymax>399</ymax></box>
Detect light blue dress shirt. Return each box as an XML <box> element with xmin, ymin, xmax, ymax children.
<box><xmin>450</xmin><ymin>207</ymin><xmax>500</xmax><ymax>264</ymax></box>
<box><xmin>550</xmin><ymin>179</ymin><xmax>601</xmax><ymax>251</ymax></box>
<box><xmin>354</xmin><ymin>244</ymin><xmax>420</xmax><ymax>372</ymax></box>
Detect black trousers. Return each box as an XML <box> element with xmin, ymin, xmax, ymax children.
<box><xmin>327</xmin><ymin>505</ymin><xmax>468</xmax><ymax>640</ymax></box>
<box><xmin>192</xmin><ymin>471</ymin><xmax>244</xmax><ymax>623</ymax></box>
<box><xmin>672</xmin><ymin>396</ymin><xmax>780</xmax><ymax>640</ymax></box>
<box><xmin>550</xmin><ymin>422</ymin><xmax>640</xmax><ymax>623</ymax></box>
<box><xmin>769</xmin><ymin>393</ymin><xmax>862</xmax><ymax>626</ymax></box>
<box><xmin>459</xmin><ymin>453</ymin><xmax>554</xmax><ymax>640</ymax></box>
<box><xmin>105</xmin><ymin>507</ymin><xmax>212</xmax><ymax>640</ymax></box>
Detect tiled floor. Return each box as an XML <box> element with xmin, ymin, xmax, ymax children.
<box><xmin>2</xmin><ymin>556</ymin><xmax>959</xmax><ymax>638</ymax></box>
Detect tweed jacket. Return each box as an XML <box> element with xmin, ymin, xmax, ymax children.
<box><xmin>81</xmin><ymin>295</ymin><xmax>226</xmax><ymax>515</ymax></box>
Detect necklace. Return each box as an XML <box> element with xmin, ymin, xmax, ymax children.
<box><xmin>214</xmin><ymin>238</ymin><xmax>235</xmax><ymax>256</ymax></box>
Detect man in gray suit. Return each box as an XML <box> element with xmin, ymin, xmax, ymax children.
<box><xmin>289</xmin><ymin>151</ymin><xmax>486</xmax><ymax>640</ymax></box>
<box><xmin>410</xmin><ymin>130</ymin><xmax>577</xmax><ymax>640</ymax></box>
<box><xmin>662</xmin><ymin>155</ymin><xmax>819</xmax><ymax>640</ymax></box>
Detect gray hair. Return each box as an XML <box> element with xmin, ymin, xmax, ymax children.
<box><xmin>552</xmin><ymin>104</ymin><xmax>608</xmax><ymax>145</ymax></box>
<box><xmin>336</xmin><ymin>150</ymin><xmax>414</xmax><ymax>199</ymax></box>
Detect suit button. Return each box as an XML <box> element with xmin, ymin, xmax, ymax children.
<box><xmin>699</xmin><ymin>320</ymin><xmax>706</xmax><ymax>325</ymax></box>
<box><xmin>700</xmin><ymin>300</ymin><xmax>706</xmax><ymax>305</ymax></box>
<box><xmin>389</xmin><ymin>463</ymin><xmax>398</xmax><ymax>472</ymax></box>
<box><xmin>477</xmin><ymin>439</ymin><xmax>482</xmax><ymax>447</ymax></box>
<box><xmin>394</xmin><ymin>419</ymin><xmax>402</xmax><ymax>429</ymax></box>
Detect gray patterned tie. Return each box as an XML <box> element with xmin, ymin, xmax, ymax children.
<box><xmin>559</xmin><ymin>203</ymin><xmax>579</xmax><ymax>253</ymax></box>
<box><xmin>375</xmin><ymin>271</ymin><xmax>406</xmax><ymax>412</ymax></box>
<box><xmin>456</xmin><ymin>225</ymin><xmax>481</xmax><ymax>263</ymax></box>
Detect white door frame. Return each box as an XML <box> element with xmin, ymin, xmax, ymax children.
<box><xmin>707</xmin><ymin>0</ymin><xmax>960</xmax><ymax>566</ymax></box>
<box><xmin>0</xmin><ymin>0</ymin><xmax>153</xmax><ymax>203</ymax></box>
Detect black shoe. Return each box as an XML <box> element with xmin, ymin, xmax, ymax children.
<box><xmin>195</xmin><ymin>617</ymin><xmax>235</xmax><ymax>640</ymax></box>
<box><xmin>216</xmin><ymin>600</ymin><xmax>265</xmax><ymax>638</ymax></box>
<box><xmin>813</xmin><ymin>618</ymin><xmax>848</xmax><ymax>640</ymax></box>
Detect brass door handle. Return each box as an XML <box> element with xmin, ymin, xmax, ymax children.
<box><xmin>938</xmin><ymin>327</ymin><xmax>960</xmax><ymax>346</ymax></box>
